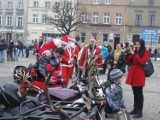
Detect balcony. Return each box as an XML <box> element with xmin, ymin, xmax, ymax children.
<box><xmin>16</xmin><ymin>26</ymin><xmax>24</xmax><ymax>30</ymax></box>
<box><xmin>5</xmin><ymin>26</ymin><xmax>13</xmax><ymax>29</ymax></box>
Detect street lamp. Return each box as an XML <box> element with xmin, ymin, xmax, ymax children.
<box><xmin>150</xmin><ymin>33</ymin><xmax>153</xmax><ymax>48</ymax></box>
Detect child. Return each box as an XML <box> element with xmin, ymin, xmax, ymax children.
<box><xmin>25</xmin><ymin>46</ymin><xmax>30</xmax><ymax>58</ymax></box>
<box><xmin>104</xmin><ymin>68</ymin><xmax>126</xmax><ymax>118</ymax></box>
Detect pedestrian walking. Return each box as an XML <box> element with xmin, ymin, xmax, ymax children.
<box><xmin>153</xmin><ymin>47</ymin><xmax>158</xmax><ymax>61</ymax></box>
<box><xmin>0</xmin><ymin>38</ymin><xmax>7</xmax><ymax>63</ymax></box>
<box><xmin>125</xmin><ymin>39</ymin><xmax>150</xmax><ymax>118</ymax></box>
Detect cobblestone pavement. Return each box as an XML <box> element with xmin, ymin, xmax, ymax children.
<box><xmin>0</xmin><ymin>54</ymin><xmax>160</xmax><ymax>120</ymax></box>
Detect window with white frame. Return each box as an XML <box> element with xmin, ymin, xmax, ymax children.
<box><xmin>45</xmin><ymin>1</ymin><xmax>50</xmax><ymax>8</ymax></box>
<box><xmin>64</xmin><ymin>1</ymin><xmax>72</xmax><ymax>9</ymax></box>
<box><xmin>0</xmin><ymin>2</ymin><xmax>2</xmax><ymax>9</ymax></box>
<box><xmin>148</xmin><ymin>15</ymin><xmax>155</xmax><ymax>26</ymax></box>
<box><xmin>33</xmin><ymin>1</ymin><xmax>39</xmax><ymax>7</ymax></box>
<box><xmin>92</xmin><ymin>12</ymin><xmax>99</xmax><ymax>24</ymax></box>
<box><xmin>17</xmin><ymin>1</ymin><xmax>23</xmax><ymax>9</ymax></box>
<box><xmin>93</xmin><ymin>0</ymin><xmax>100</xmax><ymax>4</ymax></box>
<box><xmin>104</xmin><ymin>0</ymin><xmax>111</xmax><ymax>4</ymax></box>
<box><xmin>135</xmin><ymin>14</ymin><xmax>142</xmax><ymax>26</ymax></box>
<box><xmin>7</xmin><ymin>2</ymin><xmax>13</xmax><ymax>9</ymax></box>
<box><xmin>42</xmin><ymin>14</ymin><xmax>47</xmax><ymax>24</ymax></box>
<box><xmin>6</xmin><ymin>15</ymin><xmax>12</xmax><ymax>26</ymax></box>
<box><xmin>54</xmin><ymin>1</ymin><xmax>60</xmax><ymax>9</ymax></box>
<box><xmin>115</xmin><ymin>13</ymin><xmax>122</xmax><ymax>25</ymax></box>
<box><xmin>16</xmin><ymin>16</ymin><xmax>23</xmax><ymax>27</ymax></box>
<box><xmin>104</xmin><ymin>13</ymin><xmax>110</xmax><ymax>24</ymax></box>
<box><xmin>33</xmin><ymin>14</ymin><xmax>38</xmax><ymax>23</ymax></box>
<box><xmin>81</xmin><ymin>12</ymin><xmax>87</xmax><ymax>23</ymax></box>
<box><xmin>0</xmin><ymin>15</ymin><xmax>2</xmax><ymax>26</ymax></box>
<box><xmin>54</xmin><ymin>15</ymin><xmax>59</xmax><ymax>24</ymax></box>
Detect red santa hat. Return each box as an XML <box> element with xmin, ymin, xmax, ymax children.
<box><xmin>39</xmin><ymin>36</ymin><xmax>44</xmax><ymax>39</ymax></box>
<box><xmin>60</xmin><ymin>36</ymin><xmax>68</xmax><ymax>45</ymax></box>
<box><xmin>90</xmin><ymin>37</ymin><xmax>99</xmax><ymax>42</ymax></box>
<box><xmin>67</xmin><ymin>35</ymin><xmax>76</xmax><ymax>42</ymax></box>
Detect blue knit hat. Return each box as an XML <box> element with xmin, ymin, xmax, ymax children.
<box><xmin>110</xmin><ymin>69</ymin><xmax>123</xmax><ymax>81</ymax></box>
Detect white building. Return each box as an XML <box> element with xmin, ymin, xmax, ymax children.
<box><xmin>0</xmin><ymin>0</ymin><xmax>28</xmax><ymax>43</ymax></box>
<box><xmin>27</xmin><ymin>0</ymin><xmax>77</xmax><ymax>43</ymax></box>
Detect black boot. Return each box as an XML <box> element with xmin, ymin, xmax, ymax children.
<box><xmin>129</xmin><ymin>109</ymin><xmax>137</xmax><ymax>115</ymax></box>
<box><xmin>133</xmin><ymin>110</ymin><xmax>142</xmax><ymax>118</ymax></box>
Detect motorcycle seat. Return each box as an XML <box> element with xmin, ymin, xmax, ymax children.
<box><xmin>48</xmin><ymin>88</ymin><xmax>80</xmax><ymax>101</ymax></box>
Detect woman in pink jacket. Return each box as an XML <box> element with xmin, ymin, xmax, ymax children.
<box><xmin>125</xmin><ymin>39</ymin><xmax>150</xmax><ymax>118</ymax></box>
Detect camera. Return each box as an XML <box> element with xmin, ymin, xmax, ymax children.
<box><xmin>125</xmin><ymin>48</ymin><xmax>131</xmax><ymax>55</ymax></box>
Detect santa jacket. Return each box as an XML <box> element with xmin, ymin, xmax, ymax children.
<box><xmin>125</xmin><ymin>50</ymin><xmax>150</xmax><ymax>86</ymax></box>
<box><xmin>79</xmin><ymin>45</ymin><xmax>103</xmax><ymax>69</ymax></box>
<box><xmin>39</xmin><ymin>41</ymin><xmax>57</xmax><ymax>55</ymax></box>
<box><xmin>61</xmin><ymin>47</ymin><xmax>74</xmax><ymax>68</ymax></box>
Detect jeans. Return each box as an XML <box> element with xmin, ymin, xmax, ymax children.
<box><xmin>18</xmin><ymin>49</ymin><xmax>24</xmax><ymax>57</ymax></box>
<box><xmin>0</xmin><ymin>50</ymin><xmax>5</xmax><ymax>63</ymax></box>
<box><xmin>14</xmin><ymin>51</ymin><xmax>18</xmax><ymax>61</ymax></box>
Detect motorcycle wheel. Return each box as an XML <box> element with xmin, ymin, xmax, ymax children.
<box><xmin>116</xmin><ymin>111</ymin><xmax>130</xmax><ymax>120</ymax></box>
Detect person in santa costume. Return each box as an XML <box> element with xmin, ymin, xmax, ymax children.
<box><xmin>38</xmin><ymin>36</ymin><xmax>68</xmax><ymax>56</ymax></box>
<box><xmin>66</xmin><ymin>35</ymin><xmax>80</xmax><ymax>78</ymax></box>
<box><xmin>33</xmin><ymin>36</ymin><xmax>45</xmax><ymax>61</ymax></box>
<box><xmin>79</xmin><ymin>37</ymin><xmax>103</xmax><ymax>78</ymax></box>
<box><xmin>61</xmin><ymin>35</ymin><xmax>76</xmax><ymax>86</ymax></box>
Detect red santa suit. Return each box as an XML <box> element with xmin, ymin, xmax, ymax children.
<box><xmin>33</xmin><ymin>64</ymin><xmax>62</xmax><ymax>91</ymax></box>
<box><xmin>79</xmin><ymin>38</ymin><xmax>103</xmax><ymax>70</ymax></box>
<box><xmin>33</xmin><ymin>36</ymin><xmax>45</xmax><ymax>60</ymax></box>
<box><xmin>39</xmin><ymin>41</ymin><xmax>58</xmax><ymax>55</ymax></box>
<box><xmin>61</xmin><ymin>45</ymin><xmax>74</xmax><ymax>86</ymax></box>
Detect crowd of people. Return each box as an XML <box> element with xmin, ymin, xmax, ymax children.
<box><xmin>0</xmin><ymin>35</ymin><xmax>159</xmax><ymax>119</ymax></box>
<box><xmin>0</xmin><ymin>38</ymin><xmax>30</xmax><ymax>63</ymax></box>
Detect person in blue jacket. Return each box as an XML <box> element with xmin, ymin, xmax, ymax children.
<box><xmin>105</xmin><ymin>68</ymin><xmax>126</xmax><ymax>118</ymax></box>
<box><xmin>99</xmin><ymin>45</ymin><xmax>108</xmax><ymax>74</ymax></box>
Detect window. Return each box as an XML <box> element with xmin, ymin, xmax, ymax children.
<box><xmin>33</xmin><ymin>14</ymin><xmax>38</xmax><ymax>23</ymax></box>
<box><xmin>16</xmin><ymin>16</ymin><xmax>23</xmax><ymax>27</ymax></box>
<box><xmin>45</xmin><ymin>2</ymin><xmax>50</xmax><ymax>8</ymax></box>
<box><xmin>148</xmin><ymin>0</ymin><xmax>154</xmax><ymax>6</ymax></box>
<box><xmin>81</xmin><ymin>33</ymin><xmax>86</xmax><ymax>42</ymax></box>
<box><xmin>104</xmin><ymin>13</ymin><xmax>110</xmax><ymax>24</ymax></box>
<box><xmin>0</xmin><ymin>2</ymin><xmax>2</xmax><ymax>9</ymax></box>
<box><xmin>0</xmin><ymin>15</ymin><xmax>2</xmax><ymax>26</ymax></box>
<box><xmin>115</xmin><ymin>13</ymin><xmax>122</xmax><ymax>25</ymax></box>
<box><xmin>6</xmin><ymin>15</ymin><xmax>12</xmax><ymax>26</ymax></box>
<box><xmin>7</xmin><ymin>2</ymin><xmax>13</xmax><ymax>9</ymax></box>
<box><xmin>54</xmin><ymin>15</ymin><xmax>59</xmax><ymax>24</ymax></box>
<box><xmin>104</xmin><ymin>0</ymin><xmax>111</xmax><ymax>4</ymax></box>
<box><xmin>42</xmin><ymin>14</ymin><xmax>47</xmax><ymax>24</ymax></box>
<box><xmin>81</xmin><ymin>12</ymin><xmax>87</xmax><ymax>23</ymax></box>
<box><xmin>103</xmin><ymin>34</ymin><xmax>108</xmax><ymax>42</ymax></box>
<box><xmin>92</xmin><ymin>12</ymin><xmax>99</xmax><ymax>24</ymax></box>
<box><xmin>92</xmin><ymin>33</ymin><xmax>97</xmax><ymax>38</ymax></box>
<box><xmin>135</xmin><ymin>15</ymin><xmax>142</xmax><ymax>26</ymax></box>
<box><xmin>93</xmin><ymin>0</ymin><xmax>100</xmax><ymax>4</ymax></box>
<box><xmin>33</xmin><ymin>1</ymin><xmax>39</xmax><ymax>7</ymax></box>
<box><xmin>17</xmin><ymin>2</ymin><xmax>23</xmax><ymax>9</ymax></box>
<box><xmin>54</xmin><ymin>2</ymin><xmax>60</xmax><ymax>9</ymax></box>
<box><xmin>64</xmin><ymin>1</ymin><xmax>72</xmax><ymax>9</ymax></box>
<box><xmin>148</xmin><ymin>15</ymin><xmax>155</xmax><ymax>26</ymax></box>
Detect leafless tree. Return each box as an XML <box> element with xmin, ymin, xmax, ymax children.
<box><xmin>48</xmin><ymin>0</ymin><xmax>82</xmax><ymax>35</ymax></box>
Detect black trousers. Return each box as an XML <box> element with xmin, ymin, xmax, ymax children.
<box><xmin>132</xmin><ymin>86</ymin><xmax>144</xmax><ymax>112</ymax></box>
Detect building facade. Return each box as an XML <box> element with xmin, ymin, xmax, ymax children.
<box><xmin>27</xmin><ymin>0</ymin><xmax>77</xmax><ymax>43</ymax></box>
<box><xmin>78</xmin><ymin>0</ymin><xmax>127</xmax><ymax>48</ymax></box>
<box><xmin>126</xmin><ymin>0</ymin><xmax>160</xmax><ymax>48</ymax></box>
<box><xmin>0</xmin><ymin>0</ymin><xmax>28</xmax><ymax>43</ymax></box>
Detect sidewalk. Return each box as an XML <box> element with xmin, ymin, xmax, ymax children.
<box><xmin>0</xmin><ymin>54</ymin><xmax>36</xmax><ymax>77</ymax></box>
